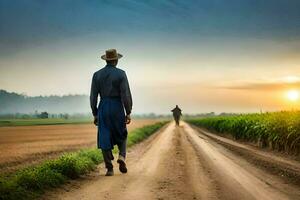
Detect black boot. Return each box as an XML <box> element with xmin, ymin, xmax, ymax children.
<box><xmin>105</xmin><ymin>168</ymin><xmax>114</xmax><ymax>176</ymax></box>
<box><xmin>117</xmin><ymin>155</ymin><xmax>127</xmax><ymax>173</ymax></box>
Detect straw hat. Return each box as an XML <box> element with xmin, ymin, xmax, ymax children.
<box><xmin>101</xmin><ymin>49</ymin><xmax>123</xmax><ymax>60</ymax></box>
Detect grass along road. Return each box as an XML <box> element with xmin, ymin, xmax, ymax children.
<box><xmin>0</xmin><ymin>119</ymin><xmax>162</xmax><ymax>174</ymax></box>
<box><xmin>44</xmin><ymin>121</ymin><xmax>300</xmax><ymax>200</ymax></box>
<box><xmin>186</xmin><ymin>111</ymin><xmax>300</xmax><ymax>155</ymax></box>
<box><xmin>0</xmin><ymin>122</ymin><xmax>168</xmax><ymax>200</ymax></box>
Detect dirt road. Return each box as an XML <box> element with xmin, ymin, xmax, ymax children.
<box><xmin>0</xmin><ymin>119</ymin><xmax>159</xmax><ymax>173</ymax></box>
<box><xmin>44</xmin><ymin>122</ymin><xmax>300</xmax><ymax>200</ymax></box>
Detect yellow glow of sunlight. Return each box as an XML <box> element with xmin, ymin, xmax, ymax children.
<box><xmin>283</xmin><ymin>76</ymin><xmax>300</xmax><ymax>83</ymax></box>
<box><xmin>286</xmin><ymin>90</ymin><xmax>300</xmax><ymax>101</ymax></box>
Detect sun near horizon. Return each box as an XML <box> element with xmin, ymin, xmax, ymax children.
<box><xmin>1</xmin><ymin>1</ymin><xmax>300</xmax><ymax>114</ymax></box>
<box><xmin>286</xmin><ymin>89</ymin><xmax>300</xmax><ymax>102</ymax></box>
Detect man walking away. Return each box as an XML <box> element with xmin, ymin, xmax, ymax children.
<box><xmin>171</xmin><ymin>105</ymin><xmax>182</xmax><ymax>126</ymax></box>
<box><xmin>90</xmin><ymin>49</ymin><xmax>132</xmax><ymax>176</ymax></box>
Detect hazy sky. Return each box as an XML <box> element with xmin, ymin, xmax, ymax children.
<box><xmin>1</xmin><ymin>0</ymin><xmax>300</xmax><ymax>114</ymax></box>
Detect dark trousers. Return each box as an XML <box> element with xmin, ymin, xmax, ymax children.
<box><xmin>174</xmin><ymin>116</ymin><xmax>180</xmax><ymax>126</ymax></box>
<box><xmin>101</xmin><ymin>138</ymin><xmax>127</xmax><ymax>170</ymax></box>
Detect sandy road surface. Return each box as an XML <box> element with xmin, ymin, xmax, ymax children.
<box><xmin>44</xmin><ymin>122</ymin><xmax>300</xmax><ymax>200</ymax></box>
<box><xmin>0</xmin><ymin>119</ymin><xmax>159</xmax><ymax>173</ymax></box>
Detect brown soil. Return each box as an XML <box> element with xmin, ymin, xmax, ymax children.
<box><xmin>0</xmin><ymin>119</ymin><xmax>159</xmax><ymax>173</ymax></box>
<box><xmin>43</xmin><ymin>122</ymin><xmax>300</xmax><ymax>200</ymax></box>
<box><xmin>191</xmin><ymin>126</ymin><xmax>300</xmax><ymax>187</ymax></box>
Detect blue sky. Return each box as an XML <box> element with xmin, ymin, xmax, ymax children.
<box><xmin>1</xmin><ymin>0</ymin><xmax>300</xmax><ymax>113</ymax></box>
<box><xmin>2</xmin><ymin>0</ymin><xmax>300</xmax><ymax>54</ymax></box>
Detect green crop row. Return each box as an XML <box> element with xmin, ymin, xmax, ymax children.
<box><xmin>186</xmin><ymin>111</ymin><xmax>300</xmax><ymax>155</ymax></box>
<box><xmin>0</xmin><ymin>121</ymin><xmax>168</xmax><ymax>200</ymax></box>
<box><xmin>0</xmin><ymin>118</ymin><xmax>92</xmax><ymax>127</ymax></box>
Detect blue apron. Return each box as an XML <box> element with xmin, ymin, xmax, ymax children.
<box><xmin>97</xmin><ymin>97</ymin><xmax>128</xmax><ymax>150</ymax></box>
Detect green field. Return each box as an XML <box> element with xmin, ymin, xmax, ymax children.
<box><xmin>186</xmin><ymin>111</ymin><xmax>300</xmax><ymax>155</ymax></box>
<box><xmin>0</xmin><ymin>118</ymin><xmax>92</xmax><ymax>127</ymax></box>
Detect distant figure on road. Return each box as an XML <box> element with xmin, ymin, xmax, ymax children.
<box><xmin>171</xmin><ymin>105</ymin><xmax>182</xmax><ymax>126</ymax></box>
<box><xmin>90</xmin><ymin>49</ymin><xmax>132</xmax><ymax>176</ymax></box>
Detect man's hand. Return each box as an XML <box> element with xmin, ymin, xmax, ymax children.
<box><xmin>125</xmin><ymin>114</ymin><xmax>131</xmax><ymax>124</ymax></box>
<box><xmin>93</xmin><ymin>116</ymin><xmax>98</xmax><ymax>126</ymax></box>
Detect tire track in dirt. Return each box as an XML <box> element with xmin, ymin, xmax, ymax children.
<box><xmin>43</xmin><ymin>122</ymin><xmax>300</xmax><ymax>200</ymax></box>
<box><xmin>183</xmin><ymin>121</ymin><xmax>300</xmax><ymax>200</ymax></box>
<box><xmin>191</xmin><ymin>125</ymin><xmax>300</xmax><ymax>187</ymax></box>
<box><xmin>44</xmin><ymin>122</ymin><xmax>208</xmax><ymax>200</ymax></box>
